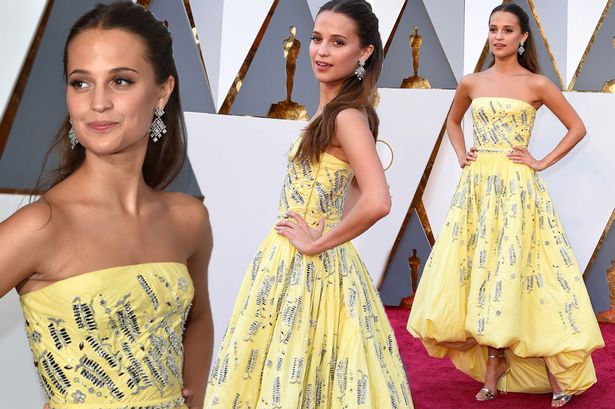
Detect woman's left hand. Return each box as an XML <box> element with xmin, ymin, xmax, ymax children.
<box><xmin>274</xmin><ymin>211</ymin><xmax>325</xmax><ymax>256</ymax></box>
<box><xmin>182</xmin><ymin>388</ymin><xmax>202</xmax><ymax>409</ymax></box>
<box><xmin>507</xmin><ymin>146</ymin><xmax>546</xmax><ymax>171</ymax></box>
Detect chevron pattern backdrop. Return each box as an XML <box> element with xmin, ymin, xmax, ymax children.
<box><xmin>1</xmin><ymin>1</ymin><xmax>614</xmax><ymax>406</ymax></box>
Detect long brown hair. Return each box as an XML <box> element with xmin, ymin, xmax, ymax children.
<box><xmin>294</xmin><ymin>0</ymin><xmax>383</xmax><ymax>163</ymax></box>
<box><xmin>488</xmin><ymin>3</ymin><xmax>541</xmax><ymax>74</ymax></box>
<box><xmin>34</xmin><ymin>1</ymin><xmax>187</xmax><ymax>193</ymax></box>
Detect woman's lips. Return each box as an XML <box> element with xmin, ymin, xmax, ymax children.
<box><xmin>87</xmin><ymin>121</ymin><xmax>118</xmax><ymax>132</ymax></box>
<box><xmin>315</xmin><ymin>61</ymin><xmax>332</xmax><ymax>71</ymax></box>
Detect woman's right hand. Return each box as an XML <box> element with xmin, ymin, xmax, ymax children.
<box><xmin>458</xmin><ymin>146</ymin><xmax>477</xmax><ymax>168</ymax></box>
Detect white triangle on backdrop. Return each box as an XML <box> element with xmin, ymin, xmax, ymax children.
<box><xmin>463</xmin><ymin>0</ymin><xmax>502</xmax><ymax>75</ymax></box>
<box><xmin>566</xmin><ymin>0</ymin><xmax>609</xmax><ymax>88</ymax></box>
<box><xmin>192</xmin><ymin>0</ymin><xmax>275</xmax><ymax>110</ymax></box>
<box><xmin>0</xmin><ymin>0</ymin><xmax>46</xmax><ymax>121</ymax></box>
<box><xmin>189</xmin><ymin>0</ymin><xmax>225</xmax><ymax>111</ymax></box>
<box><xmin>530</xmin><ymin>0</ymin><xmax>567</xmax><ymax>85</ymax></box>
<box><xmin>372</xmin><ymin>0</ymin><xmax>406</xmax><ymax>47</ymax></box>
<box><xmin>423</xmin><ymin>0</ymin><xmax>465</xmax><ymax>82</ymax></box>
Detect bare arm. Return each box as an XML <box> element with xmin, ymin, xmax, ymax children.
<box><xmin>342</xmin><ymin>178</ymin><xmax>360</xmax><ymax>216</ymax></box>
<box><xmin>181</xmin><ymin>204</ymin><xmax>214</xmax><ymax>409</ymax></box>
<box><xmin>447</xmin><ymin>77</ymin><xmax>475</xmax><ymax>167</ymax></box>
<box><xmin>0</xmin><ymin>201</ymin><xmax>50</xmax><ymax>298</ymax></box>
<box><xmin>509</xmin><ymin>77</ymin><xmax>586</xmax><ymax>171</ymax></box>
<box><xmin>277</xmin><ymin>108</ymin><xmax>390</xmax><ymax>255</ymax></box>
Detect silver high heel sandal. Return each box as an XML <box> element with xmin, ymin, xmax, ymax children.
<box><xmin>475</xmin><ymin>353</ymin><xmax>510</xmax><ymax>401</ymax></box>
<box><xmin>551</xmin><ymin>391</ymin><xmax>572</xmax><ymax>407</ymax></box>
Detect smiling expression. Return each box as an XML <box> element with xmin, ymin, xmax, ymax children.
<box><xmin>309</xmin><ymin>10</ymin><xmax>373</xmax><ymax>86</ymax></box>
<box><xmin>66</xmin><ymin>28</ymin><xmax>173</xmax><ymax>155</ymax></box>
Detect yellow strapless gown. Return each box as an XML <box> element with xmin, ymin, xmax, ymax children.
<box><xmin>204</xmin><ymin>142</ymin><xmax>413</xmax><ymax>408</ymax></box>
<box><xmin>407</xmin><ymin>97</ymin><xmax>604</xmax><ymax>395</ymax></box>
<box><xmin>19</xmin><ymin>262</ymin><xmax>194</xmax><ymax>409</ymax></box>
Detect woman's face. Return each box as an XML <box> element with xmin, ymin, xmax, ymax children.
<box><xmin>309</xmin><ymin>10</ymin><xmax>373</xmax><ymax>85</ymax></box>
<box><xmin>488</xmin><ymin>11</ymin><xmax>528</xmax><ymax>58</ymax></box>
<box><xmin>66</xmin><ymin>28</ymin><xmax>173</xmax><ymax>155</ymax></box>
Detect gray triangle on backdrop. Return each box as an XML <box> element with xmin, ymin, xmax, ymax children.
<box><xmin>572</xmin><ymin>4</ymin><xmax>615</xmax><ymax>91</ymax></box>
<box><xmin>585</xmin><ymin>216</ymin><xmax>615</xmax><ymax>315</ymax></box>
<box><xmin>0</xmin><ymin>0</ymin><xmax>201</xmax><ymax>196</ymax></box>
<box><xmin>378</xmin><ymin>208</ymin><xmax>432</xmax><ymax>307</ymax></box>
<box><xmin>230</xmin><ymin>0</ymin><xmax>320</xmax><ymax>118</ymax></box>
<box><xmin>149</xmin><ymin>0</ymin><xmax>216</xmax><ymax>113</ymax></box>
<box><xmin>379</xmin><ymin>0</ymin><xmax>457</xmax><ymax>89</ymax></box>
<box><xmin>481</xmin><ymin>0</ymin><xmax>562</xmax><ymax>88</ymax></box>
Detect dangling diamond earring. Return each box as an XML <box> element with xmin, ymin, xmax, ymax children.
<box><xmin>149</xmin><ymin>107</ymin><xmax>167</xmax><ymax>142</ymax></box>
<box><xmin>354</xmin><ymin>60</ymin><xmax>366</xmax><ymax>81</ymax></box>
<box><xmin>68</xmin><ymin>120</ymin><xmax>78</xmax><ymax>150</ymax></box>
<box><xmin>518</xmin><ymin>42</ymin><xmax>525</xmax><ymax>55</ymax></box>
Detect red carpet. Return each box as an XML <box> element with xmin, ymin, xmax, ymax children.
<box><xmin>386</xmin><ymin>306</ymin><xmax>614</xmax><ymax>409</ymax></box>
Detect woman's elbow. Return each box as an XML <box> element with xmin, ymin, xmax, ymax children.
<box><xmin>372</xmin><ymin>197</ymin><xmax>391</xmax><ymax>220</ymax></box>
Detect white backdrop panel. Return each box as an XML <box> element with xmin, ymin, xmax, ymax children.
<box><xmin>566</xmin><ymin>0</ymin><xmax>609</xmax><ymax>88</ymax></box>
<box><xmin>0</xmin><ymin>194</ymin><xmax>46</xmax><ymax>408</ymax></box>
<box><xmin>185</xmin><ymin>112</ymin><xmax>301</xmax><ymax>351</ymax></box>
<box><xmin>463</xmin><ymin>0</ymin><xmax>502</xmax><ymax>75</ymax></box>
<box><xmin>0</xmin><ymin>1</ymin><xmax>46</xmax><ymax>119</ymax></box>
<box><xmin>360</xmin><ymin>88</ymin><xmax>454</xmax><ymax>280</ymax></box>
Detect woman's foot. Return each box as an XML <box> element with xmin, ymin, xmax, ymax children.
<box><xmin>546</xmin><ymin>364</ymin><xmax>571</xmax><ymax>407</ymax></box>
<box><xmin>476</xmin><ymin>350</ymin><xmax>509</xmax><ymax>401</ymax></box>
<box><xmin>551</xmin><ymin>392</ymin><xmax>572</xmax><ymax>407</ymax></box>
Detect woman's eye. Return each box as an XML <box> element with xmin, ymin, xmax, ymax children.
<box><xmin>112</xmin><ymin>78</ymin><xmax>133</xmax><ymax>87</ymax></box>
<box><xmin>69</xmin><ymin>80</ymin><xmax>89</xmax><ymax>89</ymax></box>
<box><xmin>310</xmin><ymin>36</ymin><xmax>321</xmax><ymax>42</ymax></box>
<box><xmin>333</xmin><ymin>40</ymin><xmax>345</xmax><ymax>46</ymax></box>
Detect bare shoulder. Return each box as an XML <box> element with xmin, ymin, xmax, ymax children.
<box><xmin>0</xmin><ymin>198</ymin><xmax>55</xmax><ymax>278</ymax></box>
<box><xmin>459</xmin><ymin>72</ymin><xmax>482</xmax><ymax>90</ymax></box>
<box><xmin>529</xmin><ymin>73</ymin><xmax>558</xmax><ymax>92</ymax></box>
<box><xmin>161</xmin><ymin>191</ymin><xmax>209</xmax><ymax>223</ymax></box>
<box><xmin>2</xmin><ymin>198</ymin><xmax>54</xmax><ymax>235</ymax></box>
<box><xmin>335</xmin><ymin>107</ymin><xmax>369</xmax><ymax>126</ymax></box>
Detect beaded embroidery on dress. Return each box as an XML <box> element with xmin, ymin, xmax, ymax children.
<box><xmin>20</xmin><ymin>262</ymin><xmax>193</xmax><ymax>409</ymax></box>
<box><xmin>204</xmin><ymin>140</ymin><xmax>413</xmax><ymax>408</ymax></box>
<box><xmin>407</xmin><ymin>97</ymin><xmax>604</xmax><ymax>395</ymax></box>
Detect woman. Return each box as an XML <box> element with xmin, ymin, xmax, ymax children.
<box><xmin>407</xmin><ymin>3</ymin><xmax>603</xmax><ymax>408</ymax></box>
<box><xmin>204</xmin><ymin>1</ymin><xmax>412</xmax><ymax>407</ymax></box>
<box><xmin>0</xmin><ymin>3</ymin><xmax>212</xmax><ymax>408</ymax></box>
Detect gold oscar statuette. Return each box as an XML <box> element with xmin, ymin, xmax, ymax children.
<box><xmin>401</xmin><ymin>26</ymin><xmax>431</xmax><ymax>89</ymax></box>
<box><xmin>597</xmin><ymin>260</ymin><xmax>615</xmax><ymax>323</ymax></box>
<box><xmin>400</xmin><ymin>248</ymin><xmax>421</xmax><ymax>308</ymax></box>
<box><xmin>267</xmin><ymin>26</ymin><xmax>309</xmax><ymax>120</ymax></box>
<box><xmin>602</xmin><ymin>36</ymin><xmax>615</xmax><ymax>93</ymax></box>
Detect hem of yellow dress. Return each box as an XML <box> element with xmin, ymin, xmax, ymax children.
<box><xmin>48</xmin><ymin>395</ymin><xmax>185</xmax><ymax>409</ymax></box>
<box><xmin>410</xmin><ymin>334</ymin><xmax>598</xmax><ymax>395</ymax></box>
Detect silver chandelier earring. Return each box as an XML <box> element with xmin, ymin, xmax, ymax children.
<box><xmin>354</xmin><ymin>60</ymin><xmax>366</xmax><ymax>81</ymax></box>
<box><xmin>149</xmin><ymin>107</ymin><xmax>167</xmax><ymax>143</ymax></box>
<box><xmin>518</xmin><ymin>42</ymin><xmax>525</xmax><ymax>55</ymax></box>
<box><xmin>68</xmin><ymin>120</ymin><xmax>78</xmax><ymax>150</ymax></box>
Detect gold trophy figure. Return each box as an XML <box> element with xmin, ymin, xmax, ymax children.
<box><xmin>597</xmin><ymin>260</ymin><xmax>615</xmax><ymax>323</ymax></box>
<box><xmin>400</xmin><ymin>249</ymin><xmax>421</xmax><ymax>308</ymax></box>
<box><xmin>401</xmin><ymin>26</ymin><xmax>431</xmax><ymax>89</ymax></box>
<box><xmin>267</xmin><ymin>26</ymin><xmax>309</xmax><ymax>120</ymax></box>
<box><xmin>602</xmin><ymin>36</ymin><xmax>615</xmax><ymax>92</ymax></box>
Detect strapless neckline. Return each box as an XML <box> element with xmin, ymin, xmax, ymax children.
<box><xmin>19</xmin><ymin>261</ymin><xmax>188</xmax><ymax>298</ymax></box>
<box><xmin>472</xmin><ymin>96</ymin><xmax>538</xmax><ymax>111</ymax></box>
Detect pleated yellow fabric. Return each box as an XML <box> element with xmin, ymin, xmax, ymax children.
<box><xmin>19</xmin><ymin>262</ymin><xmax>193</xmax><ymax>409</ymax></box>
<box><xmin>407</xmin><ymin>97</ymin><xmax>604</xmax><ymax>395</ymax></box>
<box><xmin>204</xmin><ymin>143</ymin><xmax>413</xmax><ymax>408</ymax></box>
